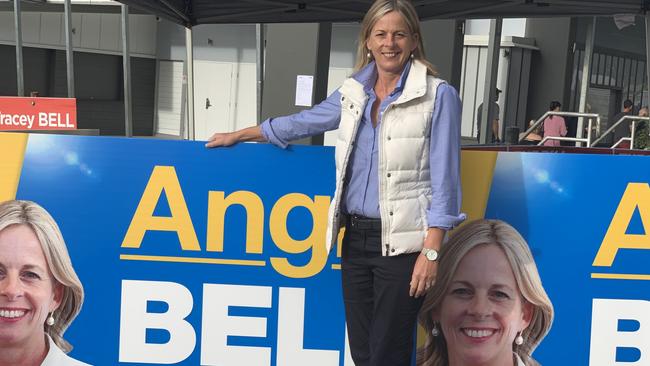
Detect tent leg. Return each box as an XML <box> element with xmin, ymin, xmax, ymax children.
<box><xmin>64</xmin><ymin>0</ymin><xmax>75</xmax><ymax>97</ymax></box>
<box><xmin>185</xmin><ymin>27</ymin><xmax>195</xmax><ymax>140</ymax></box>
<box><xmin>13</xmin><ymin>0</ymin><xmax>23</xmax><ymax>96</ymax></box>
<box><xmin>645</xmin><ymin>14</ymin><xmax>650</xmax><ymax>110</ymax></box>
<box><xmin>121</xmin><ymin>4</ymin><xmax>133</xmax><ymax>137</ymax></box>
<box><xmin>256</xmin><ymin>23</ymin><xmax>265</xmax><ymax>124</ymax></box>
<box><xmin>577</xmin><ymin>17</ymin><xmax>595</xmax><ymax>147</ymax></box>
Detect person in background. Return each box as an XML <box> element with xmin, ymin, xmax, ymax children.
<box><xmin>519</xmin><ymin>120</ymin><xmax>542</xmax><ymax>145</ymax></box>
<box><xmin>417</xmin><ymin>219</ymin><xmax>554</xmax><ymax>366</ymax></box>
<box><xmin>634</xmin><ymin>106</ymin><xmax>649</xmax><ymax>149</ymax></box>
<box><xmin>476</xmin><ymin>88</ymin><xmax>501</xmax><ymax>143</ymax></box>
<box><xmin>204</xmin><ymin>0</ymin><xmax>465</xmax><ymax>364</ymax></box>
<box><xmin>542</xmin><ymin>101</ymin><xmax>566</xmax><ymax>147</ymax></box>
<box><xmin>0</xmin><ymin>200</ymin><xmax>89</xmax><ymax>366</ymax></box>
<box><xmin>611</xmin><ymin>99</ymin><xmax>634</xmax><ymax>148</ymax></box>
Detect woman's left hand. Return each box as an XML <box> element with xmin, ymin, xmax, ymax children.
<box><xmin>410</xmin><ymin>255</ymin><xmax>438</xmax><ymax>298</ymax></box>
<box><xmin>410</xmin><ymin>227</ymin><xmax>445</xmax><ymax>298</ymax></box>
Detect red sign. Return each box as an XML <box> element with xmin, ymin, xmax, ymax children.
<box><xmin>0</xmin><ymin>97</ymin><xmax>77</xmax><ymax>131</ymax></box>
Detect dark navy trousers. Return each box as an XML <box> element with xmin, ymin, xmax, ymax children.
<box><xmin>341</xmin><ymin>218</ymin><xmax>424</xmax><ymax>366</ymax></box>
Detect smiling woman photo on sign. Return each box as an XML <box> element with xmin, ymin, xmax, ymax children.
<box><xmin>206</xmin><ymin>0</ymin><xmax>464</xmax><ymax>364</ymax></box>
<box><xmin>417</xmin><ymin>219</ymin><xmax>554</xmax><ymax>366</ymax></box>
<box><xmin>0</xmin><ymin>200</ymin><xmax>88</xmax><ymax>366</ymax></box>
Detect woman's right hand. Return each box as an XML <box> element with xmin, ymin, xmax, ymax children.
<box><xmin>205</xmin><ymin>126</ymin><xmax>265</xmax><ymax>148</ymax></box>
<box><xmin>205</xmin><ymin>132</ymin><xmax>240</xmax><ymax>148</ymax></box>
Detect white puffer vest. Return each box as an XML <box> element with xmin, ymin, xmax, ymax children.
<box><xmin>325</xmin><ymin>60</ymin><xmax>445</xmax><ymax>256</ymax></box>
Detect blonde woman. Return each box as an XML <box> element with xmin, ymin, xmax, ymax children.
<box><xmin>418</xmin><ymin>219</ymin><xmax>553</xmax><ymax>366</ymax></box>
<box><xmin>0</xmin><ymin>200</ymin><xmax>88</xmax><ymax>365</ymax></box>
<box><xmin>206</xmin><ymin>0</ymin><xmax>464</xmax><ymax>364</ymax></box>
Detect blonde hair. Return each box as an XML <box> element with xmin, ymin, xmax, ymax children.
<box><xmin>417</xmin><ymin>219</ymin><xmax>554</xmax><ymax>366</ymax></box>
<box><xmin>355</xmin><ymin>0</ymin><xmax>437</xmax><ymax>75</ymax></box>
<box><xmin>0</xmin><ymin>200</ymin><xmax>84</xmax><ymax>353</ymax></box>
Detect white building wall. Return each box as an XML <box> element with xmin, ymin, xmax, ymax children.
<box><xmin>459</xmin><ymin>45</ymin><xmax>510</xmax><ymax>139</ymax></box>
<box><xmin>155</xmin><ymin>19</ymin><xmax>530</xmax><ymax>142</ymax></box>
<box><xmin>0</xmin><ymin>13</ymin><xmax>529</xmax><ymax>140</ymax></box>
<box><xmin>465</xmin><ymin>19</ymin><xmax>527</xmax><ymax>37</ymax></box>
<box><xmin>0</xmin><ymin>9</ymin><xmax>540</xmax><ymax>140</ymax></box>
<box><xmin>0</xmin><ymin>11</ymin><xmax>157</xmax><ymax>57</ymax></box>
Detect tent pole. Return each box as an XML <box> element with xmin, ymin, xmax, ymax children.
<box><xmin>645</xmin><ymin>13</ymin><xmax>650</xmax><ymax>110</ymax></box>
<box><xmin>449</xmin><ymin>20</ymin><xmax>465</xmax><ymax>91</ymax></box>
<box><xmin>64</xmin><ymin>0</ymin><xmax>75</xmax><ymax>97</ymax></box>
<box><xmin>13</xmin><ymin>0</ymin><xmax>23</xmax><ymax>96</ymax></box>
<box><xmin>121</xmin><ymin>4</ymin><xmax>133</xmax><ymax>137</ymax></box>
<box><xmin>577</xmin><ymin>17</ymin><xmax>595</xmax><ymax>147</ymax></box>
<box><xmin>186</xmin><ymin>27</ymin><xmax>195</xmax><ymax>140</ymax></box>
<box><xmin>256</xmin><ymin>23</ymin><xmax>265</xmax><ymax>124</ymax></box>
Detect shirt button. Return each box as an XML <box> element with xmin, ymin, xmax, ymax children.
<box><xmin>387</xmin><ymin>173</ymin><xmax>391</xmax><ymax>177</ymax></box>
<box><xmin>387</xmin><ymin>136</ymin><xmax>391</xmax><ymax>141</ymax></box>
<box><xmin>391</xmin><ymin>248</ymin><xmax>396</xmax><ymax>253</ymax></box>
<box><xmin>389</xmin><ymin>211</ymin><xmax>393</xmax><ymax>216</ymax></box>
<box><xmin>349</xmin><ymin>105</ymin><xmax>354</xmax><ymax>109</ymax></box>
<box><xmin>341</xmin><ymin>96</ymin><xmax>345</xmax><ymax>101</ymax></box>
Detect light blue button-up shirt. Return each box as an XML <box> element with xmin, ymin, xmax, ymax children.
<box><xmin>261</xmin><ymin>61</ymin><xmax>464</xmax><ymax>229</ymax></box>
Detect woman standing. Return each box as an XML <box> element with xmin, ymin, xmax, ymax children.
<box><xmin>542</xmin><ymin>101</ymin><xmax>567</xmax><ymax>147</ymax></box>
<box><xmin>206</xmin><ymin>1</ymin><xmax>464</xmax><ymax>364</ymax></box>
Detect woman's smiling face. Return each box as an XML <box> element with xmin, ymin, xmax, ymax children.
<box><xmin>0</xmin><ymin>224</ymin><xmax>61</xmax><ymax>349</ymax></box>
<box><xmin>438</xmin><ymin>244</ymin><xmax>532</xmax><ymax>366</ymax></box>
<box><xmin>366</xmin><ymin>11</ymin><xmax>418</xmax><ymax>76</ymax></box>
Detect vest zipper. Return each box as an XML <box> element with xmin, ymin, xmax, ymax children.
<box><xmin>380</xmin><ymin>103</ymin><xmax>395</xmax><ymax>257</ymax></box>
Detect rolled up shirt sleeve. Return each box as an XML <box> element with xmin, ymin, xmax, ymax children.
<box><xmin>427</xmin><ymin>83</ymin><xmax>466</xmax><ymax>229</ymax></box>
<box><xmin>260</xmin><ymin>90</ymin><xmax>343</xmax><ymax>148</ymax></box>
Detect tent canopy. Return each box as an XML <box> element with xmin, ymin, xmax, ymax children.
<box><xmin>115</xmin><ymin>0</ymin><xmax>650</xmax><ymax>27</ymax></box>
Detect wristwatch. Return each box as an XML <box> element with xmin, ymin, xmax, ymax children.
<box><xmin>421</xmin><ymin>247</ymin><xmax>439</xmax><ymax>261</ymax></box>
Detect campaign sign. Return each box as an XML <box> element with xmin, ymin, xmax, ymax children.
<box><xmin>0</xmin><ymin>97</ymin><xmax>76</xmax><ymax>131</ymax></box>
<box><xmin>15</xmin><ymin>133</ymin><xmax>350</xmax><ymax>365</ymax></box>
<box><xmin>485</xmin><ymin>152</ymin><xmax>650</xmax><ymax>365</ymax></box>
<box><xmin>4</xmin><ymin>132</ymin><xmax>650</xmax><ymax>365</ymax></box>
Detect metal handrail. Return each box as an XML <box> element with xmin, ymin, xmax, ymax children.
<box><xmin>591</xmin><ymin>115</ymin><xmax>650</xmax><ymax>149</ymax></box>
<box><xmin>539</xmin><ymin>135</ymin><xmax>588</xmax><ymax>145</ymax></box>
<box><xmin>538</xmin><ymin>117</ymin><xmax>593</xmax><ymax>147</ymax></box>
<box><xmin>518</xmin><ymin>111</ymin><xmax>600</xmax><ymax>147</ymax></box>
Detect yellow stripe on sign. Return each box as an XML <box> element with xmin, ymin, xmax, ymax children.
<box><xmin>591</xmin><ymin>273</ymin><xmax>650</xmax><ymax>281</ymax></box>
<box><xmin>459</xmin><ymin>150</ymin><xmax>498</xmax><ymax>222</ymax></box>
<box><xmin>0</xmin><ymin>132</ymin><xmax>28</xmax><ymax>202</ymax></box>
<box><xmin>119</xmin><ymin>254</ymin><xmax>267</xmax><ymax>267</ymax></box>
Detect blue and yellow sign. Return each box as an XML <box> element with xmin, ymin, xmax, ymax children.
<box><xmin>1</xmin><ymin>132</ymin><xmax>649</xmax><ymax>365</ymax></box>
<box><xmin>485</xmin><ymin>152</ymin><xmax>650</xmax><ymax>365</ymax></box>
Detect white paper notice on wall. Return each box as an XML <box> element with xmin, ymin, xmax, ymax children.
<box><xmin>295</xmin><ymin>75</ymin><xmax>314</xmax><ymax>107</ymax></box>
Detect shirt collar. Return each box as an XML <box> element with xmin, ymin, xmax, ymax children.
<box><xmin>393</xmin><ymin>60</ymin><xmax>411</xmax><ymax>94</ymax></box>
<box><xmin>352</xmin><ymin>60</ymin><xmax>412</xmax><ymax>95</ymax></box>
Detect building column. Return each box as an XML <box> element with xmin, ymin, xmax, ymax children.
<box><xmin>479</xmin><ymin>18</ymin><xmax>502</xmax><ymax>144</ymax></box>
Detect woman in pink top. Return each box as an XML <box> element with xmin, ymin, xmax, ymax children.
<box><xmin>543</xmin><ymin>101</ymin><xmax>567</xmax><ymax>146</ymax></box>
